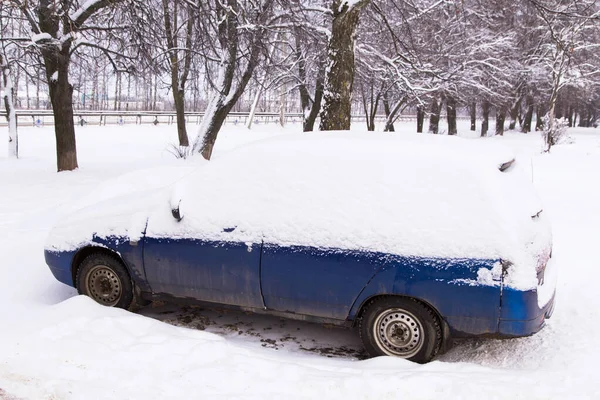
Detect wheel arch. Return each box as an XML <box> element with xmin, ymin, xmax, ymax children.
<box><xmin>71</xmin><ymin>246</ymin><xmax>129</xmax><ymax>286</ymax></box>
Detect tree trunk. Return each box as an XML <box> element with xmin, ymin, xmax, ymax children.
<box><xmin>304</xmin><ymin>73</ymin><xmax>324</xmax><ymax>132</ymax></box>
<box><xmin>578</xmin><ymin>107</ymin><xmax>587</xmax><ymax>127</ymax></box>
<box><xmin>555</xmin><ymin>100</ymin><xmax>563</xmax><ymax>119</ymax></box>
<box><xmin>586</xmin><ymin>105</ymin><xmax>594</xmax><ymax>127</ymax></box>
<box><xmin>446</xmin><ymin>95</ymin><xmax>457</xmax><ymax>135</ymax></box>
<box><xmin>1</xmin><ymin>55</ymin><xmax>18</xmax><ymax>158</ymax></box>
<box><xmin>567</xmin><ymin>105</ymin><xmax>574</xmax><ymax>127</ymax></box>
<box><xmin>114</xmin><ymin>72</ymin><xmax>119</xmax><ymax>111</ymax></box>
<box><xmin>536</xmin><ymin>104</ymin><xmax>546</xmax><ymax>131</ymax></box>
<box><xmin>279</xmin><ymin>83</ymin><xmax>286</xmax><ymax>127</ymax></box>
<box><xmin>428</xmin><ymin>98</ymin><xmax>440</xmax><ymax>134</ymax></box>
<box><xmin>360</xmin><ymin>84</ymin><xmax>374</xmax><ymax>131</ymax></box>
<box><xmin>416</xmin><ymin>106</ymin><xmax>424</xmax><ymax>133</ymax></box>
<box><xmin>383</xmin><ymin>93</ymin><xmax>394</xmax><ymax>132</ymax></box>
<box><xmin>470</xmin><ymin>102</ymin><xmax>476</xmax><ymax>131</ymax></box>
<box><xmin>173</xmin><ymin>90</ymin><xmax>189</xmax><ymax>146</ymax></box>
<box><xmin>383</xmin><ymin>97</ymin><xmax>406</xmax><ymax>132</ymax></box>
<box><xmin>45</xmin><ymin>48</ymin><xmax>78</xmax><ymax>171</ymax></box>
<box><xmin>495</xmin><ymin>106</ymin><xmax>506</xmax><ymax>136</ymax></box>
<box><xmin>102</xmin><ymin>66</ymin><xmax>108</xmax><ymax>109</ymax></box>
<box><xmin>117</xmin><ymin>72</ymin><xmax>123</xmax><ymax>111</ymax></box>
<box><xmin>38</xmin><ymin>0</ymin><xmax>80</xmax><ymax>171</ymax></box>
<box><xmin>152</xmin><ymin>75</ymin><xmax>158</xmax><ymax>111</ymax></box>
<box><xmin>360</xmin><ymin>80</ymin><xmax>380</xmax><ymax>132</ymax></box>
<box><xmin>508</xmin><ymin>97</ymin><xmax>522</xmax><ymax>130</ymax></box>
<box><xmin>247</xmin><ymin>86</ymin><xmax>261</xmax><ymax>129</ymax></box>
<box><xmin>319</xmin><ymin>0</ymin><xmax>370</xmax><ymax>131</ymax></box>
<box><xmin>481</xmin><ymin>100</ymin><xmax>490</xmax><ymax>137</ymax></box>
<box><xmin>522</xmin><ymin>96</ymin><xmax>534</xmax><ymax>133</ymax></box>
<box><xmin>36</xmin><ymin>77</ymin><xmax>40</xmax><ymax>109</ymax></box>
<box><xmin>162</xmin><ymin>0</ymin><xmax>191</xmax><ymax>146</ymax></box>
<box><xmin>25</xmin><ymin>75</ymin><xmax>30</xmax><ymax>109</ymax></box>
<box><xmin>590</xmin><ymin>106</ymin><xmax>598</xmax><ymax>128</ymax></box>
<box><xmin>196</xmin><ymin>100</ymin><xmax>234</xmax><ymax>160</ymax></box>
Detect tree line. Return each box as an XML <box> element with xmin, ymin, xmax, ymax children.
<box><xmin>1</xmin><ymin>0</ymin><xmax>599</xmax><ymax>170</ymax></box>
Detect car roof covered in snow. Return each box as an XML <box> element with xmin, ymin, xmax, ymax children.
<box><xmin>145</xmin><ymin>131</ymin><xmax>545</xmax><ymax>272</ymax></box>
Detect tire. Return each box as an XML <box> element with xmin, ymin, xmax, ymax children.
<box><xmin>75</xmin><ymin>253</ymin><xmax>134</xmax><ymax>310</ymax></box>
<box><xmin>359</xmin><ymin>297</ymin><xmax>442</xmax><ymax>363</ymax></box>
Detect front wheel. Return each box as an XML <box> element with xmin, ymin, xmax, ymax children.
<box><xmin>75</xmin><ymin>253</ymin><xmax>134</xmax><ymax>309</ymax></box>
<box><xmin>359</xmin><ymin>297</ymin><xmax>442</xmax><ymax>363</ymax></box>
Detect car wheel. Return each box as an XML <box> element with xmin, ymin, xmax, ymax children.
<box><xmin>359</xmin><ymin>297</ymin><xmax>442</xmax><ymax>363</ymax></box>
<box><xmin>76</xmin><ymin>253</ymin><xmax>134</xmax><ymax>310</ymax></box>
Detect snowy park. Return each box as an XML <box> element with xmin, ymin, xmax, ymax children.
<box><xmin>2</xmin><ymin>0</ymin><xmax>600</xmax><ymax>398</ymax></box>
<box><xmin>0</xmin><ymin>121</ymin><xmax>599</xmax><ymax>399</ymax></box>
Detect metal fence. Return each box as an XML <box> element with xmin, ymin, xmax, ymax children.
<box><xmin>1</xmin><ymin>110</ymin><xmax>471</xmax><ymax>128</ymax></box>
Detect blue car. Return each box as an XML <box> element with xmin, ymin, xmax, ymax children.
<box><xmin>44</xmin><ymin>133</ymin><xmax>556</xmax><ymax>363</ymax></box>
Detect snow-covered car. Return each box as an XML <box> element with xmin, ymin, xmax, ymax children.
<box><xmin>44</xmin><ymin>132</ymin><xmax>556</xmax><ymax>363</ymax></box>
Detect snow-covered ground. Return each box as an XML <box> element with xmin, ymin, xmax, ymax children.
<box><xmin>0</xmin><ymin>121</ymin><xmax>599</xmax><ymax>399</ymax></box>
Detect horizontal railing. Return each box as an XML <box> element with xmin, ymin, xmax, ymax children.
<box><xmin>1</xmin><ymin>110</ymin><xmax>472</xmax><ymax>127</ymax></box>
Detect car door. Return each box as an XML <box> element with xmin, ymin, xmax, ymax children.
<box><xmin>143</xmin><ymin>212</ymin><xmax>264</xmax><ymax>309</ymax></box>
<box><xmin>260</xmin><ymin>244</ymin><xmax>385</xmax><ymax>320</ymax></box>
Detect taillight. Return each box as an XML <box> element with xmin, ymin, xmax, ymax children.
<box><xmin>536</xmin><ymin>249</ymin><xmax>552</xmax><ymax>285</ymax></box>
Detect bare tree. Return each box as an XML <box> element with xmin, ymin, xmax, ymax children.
<box><xmin>528</xmin><ymin>0</ymin><xmax>600</xmax><ymax>151</ymax></box>
<box><xmin>1</xmin><ymin>53</ymin><xmax>18</xmax><ymax>158</ymax></box>
<box><xmin>160</xmin><ymin>0</ymin><xmax>196</xmax><ymax>146</ymax></box>
<box><xmin>4</xmin><ymin>0</ymin><xmax>145</xmax><ymax>171</ymax></box>
<box><xmin>0</xmin><ymin>5</ymin><xmax>19</xmax><ymax>158</ymax></box>
<box><xmin>286</xmin><ymin>1</ymin><xmax>329</xmax><ymax>132</ymax></box>
<box><xmin>192</xmin><ymin>0</ymin><xmax>276</xmax><ymax>160</ymax></box>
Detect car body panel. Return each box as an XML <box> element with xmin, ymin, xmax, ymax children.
<box><xmin>45</xmin><ymin>249</ymin><xmax>76</xmax><ymax>286</ymax></box>
<box><xmin>260</xmin><ymin>244</ymin><xmax>386</xmax><ymax>320</ymax></box>
<box><xmin>347</xmin><ymin>256</ymin><xmax>502</xmax><ymax>336</ymax></box>
<box><xmin>143</xmin><ymin>237</ymin><xmax>264</xmax><ymax>309</ymax></box>
<box><xmin>44</xmin><ymin>234</ymin><xmax>149</xmax><ymax>292</ymax></box>
<box><xmin>498</xmin><ymin>288</ymin><xmax>555</xmax><ymax>336</ymax></box>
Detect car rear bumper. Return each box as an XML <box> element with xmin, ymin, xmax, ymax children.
<box><xmin>497</xmin><ymin>255</ymin><xmax>557</xmax><ymax>337</ymax></box>
<box><xmin>497</xmin><ymin>290</ymin><xmax>555</xmax><ymax>337</ymax></box>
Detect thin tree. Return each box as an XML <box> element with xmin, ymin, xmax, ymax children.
<box><xmin>161</xmin><ymin>0</ymin><xmax>195</xmax><ymax>147</ymax></box>
<box><xmin>192</xmin><ymin>0</ymin><xmax>275</xmax><ymax>160</ymax></box>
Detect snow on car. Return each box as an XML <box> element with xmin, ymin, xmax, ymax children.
<box><xmin>44</xmin><ymin>131</ymin><xmax>556</xmax><ymax>363</ymax></box>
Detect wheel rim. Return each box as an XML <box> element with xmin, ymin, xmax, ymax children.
<box><xmin>85</xmin><ymin>265</ymin><xmax>122</xmax><ymax>306</ymax></box>
<box><xmin>373</xmin><ymin>307</ymin><xmax>425</xmax><ymax>358</ymax></box>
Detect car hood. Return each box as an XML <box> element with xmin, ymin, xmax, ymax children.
<box><xmin>45</xmin><ymin>165</ymin><xmax>198</xmax><ymax>253</ymax></box>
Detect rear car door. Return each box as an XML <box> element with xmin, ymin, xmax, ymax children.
<box><xmin>260</xmin><ymin>244</ymin><xmax>384</xmax><ymax>320</ymax></box>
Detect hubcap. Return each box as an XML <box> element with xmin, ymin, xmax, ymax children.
<box><xmin>373</xmin><ymin>308</ymin><xmax>424</xmax><ymax>358</ymax></box>
<box><xmin>85</xmin><ymin>265</ymin><xmax>122</xmax><ymax>306</ymax></box>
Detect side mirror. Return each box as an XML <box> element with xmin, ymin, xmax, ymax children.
<box><xmin>171</xmin><ymin>201</ymin><xmax>183</xmax><ymax>222</ymax></box>
<box><xmin>169</xmin><ymin>192</ymin><xmax>184</xmax><ymax>222</ymax></box>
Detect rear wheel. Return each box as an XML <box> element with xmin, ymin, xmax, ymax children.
<box><xmin>76</xmin><ymin>253</ymin><xmax>134</xmax><ymax>310</ymax></box>
<box><xmin>359</xmin><ymin>297</ymin><xmax>442</xmax><ymax>363</ymax></box>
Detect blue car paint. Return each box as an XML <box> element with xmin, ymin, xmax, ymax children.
<box><xmin>44</xmin><ymin>235</ymin><xmax>554</xmax><ymax>339</ymax></box>
<box><xmin>260</xmin><ymin>244</ymin><xmax>388</xmax><ymax>320</ymax></box>
<box><xmin>44</xmin><ymin>234</ymin><xmax>149</xmax><ymax>292</ymax></box>
<box><xmin>45</xmin><ymin>249</ymin><xmax>76</xmax><ymax>286</ymax></box>
<box><xmin>498</xmin><ymin>288</ymin><xmax>555</xmax><ymax>336</ymax></box>
<box><xmin>142</xmin><ymin>237</ymin><xmax>264</xmax><ymax>309</ymax></box>
<box><xmin>347</xmin><ymin>256</ymin><xmax>502</xmax><ymax>336</ymax></box>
